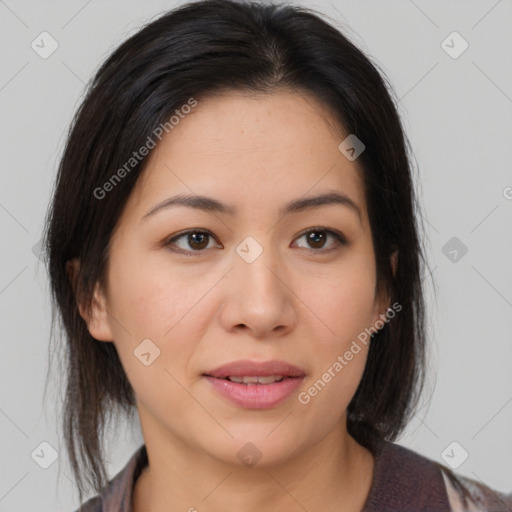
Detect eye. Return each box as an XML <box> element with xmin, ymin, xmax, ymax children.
<box><xmin>163</xmin><ymin>229</ymin><xmax>219</xmax><ymax>255</ymax></box>
<box><xmin>293</xmin><ymin>227</ymin><xmax>347</xmax><ymax>253</ymax></box>
<box><xmin>162</xmin><ymin>227</ymin><xmax>347</xmax><ymax>256</ymax></box>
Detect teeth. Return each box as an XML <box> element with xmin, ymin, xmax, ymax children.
<box><xmin>226</xmin><ymin>375</ymin><xmax>284</xmax><ymax>384</ymax></box>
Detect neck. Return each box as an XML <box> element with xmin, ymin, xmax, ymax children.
<box><xmin>133</xmin><ymin>418</ymin><xmax>375</xmax><ymax>512</ymax></box>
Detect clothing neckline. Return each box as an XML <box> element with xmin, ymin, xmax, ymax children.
<box><xmin>107</xmin><ymin>439</ymin><xmax>450</xmax><ymax>512</ymax></box>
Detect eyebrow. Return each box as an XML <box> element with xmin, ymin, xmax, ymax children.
<box><xmin>142</xmin><ymin>191</ymin><xmax>362</xmax><ymax>224</ymax></box>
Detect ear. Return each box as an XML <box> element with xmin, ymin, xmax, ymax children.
<box><xmin>371</xmin><ymin>248</ymin><xmax>399</xmax><ymax>330</ymax></box>
<box><xmin>65</xmin><ymin>259</ymin><xmax>114</xmax><ymax>342</ymax></box>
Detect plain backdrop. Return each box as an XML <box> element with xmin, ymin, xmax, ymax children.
<box><xmin>0</xmin><ymin>0</ymin><xmax>511</xmax><ymax>510</ymax></box>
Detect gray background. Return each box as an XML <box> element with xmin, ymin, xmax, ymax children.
<box><xmin>0</xmin><ymin>0</ymin><xmax>511</xmax><ymax>510</ymax></box>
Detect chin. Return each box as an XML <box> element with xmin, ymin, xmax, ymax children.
<box><xmin>198</xmin><ymin>430</ymin><xmax>310</xmax><ymax>470</ymax></box>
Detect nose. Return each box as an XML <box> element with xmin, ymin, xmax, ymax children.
<box><xmin>218</xmin><ymin>241</ymin><xmax>297</xmax><ymax>339</ymax></box>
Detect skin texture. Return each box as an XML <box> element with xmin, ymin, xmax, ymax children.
<box><xmin>74</xmin><ymin>89</ymin><xmax>396</xmax><ymax>512</ymax></box>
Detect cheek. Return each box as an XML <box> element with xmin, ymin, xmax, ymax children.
<box><xmin>106</xmin><ymin>251</ymin><xmax>230</xmax><ymax>391</ymax></box>
<box><xmin>297</xmin><ymin>273</ymin><xmax>374</xmax><ymax>415</ymax></box>
<box><xmin>104</xmin><ymin>257</ymin><xmax>194</xmax><ymax>377</ymax></box>
<box><xmin>303</xmin><ymin>260</ymin><xmax>377</xmax><ymax>344</ymax></box>
<box><xmin>107</xmin><ymin>251</ymin><xmax>202</xmax><ymax>338</ymax></box>
<box><xmin>295</xmin><ymin>256</ymin><xmax>376</xmax><ymax>406</ymax></box>
<box><xmin>105</xmin><ymin>264</ymin><xmax>204</xmax><ymax>420</ymax></box>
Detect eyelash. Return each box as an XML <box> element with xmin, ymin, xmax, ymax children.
<box><xmin>162</xmin><ymin>227</ymin><xmax>348</xmax><ymax>257</ymax></box>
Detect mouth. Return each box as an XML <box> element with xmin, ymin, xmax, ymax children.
<box><xmin>202</xmin><ymin>360</ymin><xmax>306</xmax><ymax>409</ymax></box>
<box><xmin>218</xmin><ymin>375</ymin><xmax>288</xmax><ymax>384</ymax></box>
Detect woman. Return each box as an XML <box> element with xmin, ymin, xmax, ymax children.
<box><xmin>43</xmin><ymin>0</ymin><xmax>512</xmax><ymax>510</ymax></box>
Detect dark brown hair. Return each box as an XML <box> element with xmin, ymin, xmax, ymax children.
<box><xmin>43</xmin><ymin>0</ymin><xmax>431</xmax><ymax>505</ymax></box>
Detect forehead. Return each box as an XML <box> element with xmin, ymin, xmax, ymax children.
<box><xmin>127</xmin><ymin>89</ymin><xmax>368</xmax><ymax>224</ymax></box>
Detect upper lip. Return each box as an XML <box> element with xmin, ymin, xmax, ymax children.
<box><xmin>204</xmin><ymin>359</ymin><xmax>306</xmax><ymax>378</ymax></box>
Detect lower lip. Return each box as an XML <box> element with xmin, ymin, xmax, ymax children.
<box><xmin>204</xmin><ymin>376</ymin><xmax>304</xmax><ymax>409</ymax></box>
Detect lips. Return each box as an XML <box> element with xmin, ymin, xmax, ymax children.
<box><xmin>204</xmin><ymin>359</ymin><xmax>306</xmax><ymax>379</ymax></box>
<box><xmin>226</xmin><ymin>375</ymin><xmax>284</xmax><ymax>384</ymax></box>
<box><xmin>203</xmin><ymin>359</ymin><xmax>306</xmax><ymax>409</ymax></box>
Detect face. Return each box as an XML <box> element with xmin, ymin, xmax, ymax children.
<box><xmin>82</xmin><ymin>89</ymin><xmax>392</xmax><ymax>467</ymax></box>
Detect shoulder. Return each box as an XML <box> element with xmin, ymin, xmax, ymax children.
<box><xmin>439</xmin><ymin>464</ymin><xmax>512</xmax><ymax>512</ymax></box>
<box><xmin>72</xmin><ymin>495</ymin><xmax>102</xmax><ymax>512</ymax></box>
<box><xmin>70</xmin><ymin>444</ymin><xmax>148</xmax><ymax>512</ymax></box>
<box><xmin>364</xmin><ymin>440</ymin><xmax>452</xmax><ymax>511</ymax></box>
<box><xmin>367</xmin><ymin>440</ymin><xmax>512</xmax><ymax>512</ymax></box>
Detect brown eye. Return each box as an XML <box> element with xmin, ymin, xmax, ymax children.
<box><xmin>163</xmin><ymin>227</ymin><xmax>347</xmax><ymax>257</ymax></box>
<box><xmin>294</xmin><ymin>228</ymin><xmax>347</xmax><ymax>252</ymax></box>
<box><xmin>306</xmin><ymin>230</ymin><xmax>327</xmax><ymax>249</ymax></box>
<box><xmin>164</xmin><ymin>230</ymin><xmax>219</xmax><ymax>254</ymax></box>
<box><xmin>186</xmin><ymin>232</ymin><xmax>210</xmax><ymax>250</ymax></box>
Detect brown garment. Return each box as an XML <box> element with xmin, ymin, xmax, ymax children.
<box><xmin>75</xmin><ymin>441</ymin><xmax>512</xmax><ymax>512</ymax></box>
